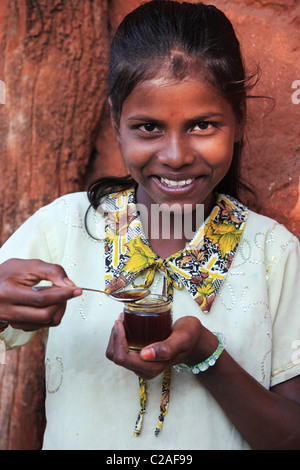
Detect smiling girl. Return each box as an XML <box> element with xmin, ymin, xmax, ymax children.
<box><xmin>113</xmin><ymin>78</ymin><xmax>241</xmax><ymax>256</ymax></box>
<box><xmin>0</xmin><ymin>0</ymin><xmax>299</xmax><ymax>450</ymax></box>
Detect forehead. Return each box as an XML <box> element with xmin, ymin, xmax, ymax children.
<box><xmin>121</xmin><ymin>77</ymin><xmax>233</xmax><ymax>117</ymax></box>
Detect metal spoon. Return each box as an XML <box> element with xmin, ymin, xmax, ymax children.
<box><xmin>32</xmin><ymin>285</ymin><xmax>150</xmax><ymax>303</ymax></box>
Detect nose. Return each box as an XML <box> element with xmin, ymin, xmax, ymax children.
<box><xmin>158</xmin><ymin>133</ymin><xmax>195</xmax><ymax>169</ymax></box>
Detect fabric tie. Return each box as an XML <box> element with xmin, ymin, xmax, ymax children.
<box><xmin>104</xmin><ymin>189</ymin><xmax>248</xmax><ymax>314</ymax></box>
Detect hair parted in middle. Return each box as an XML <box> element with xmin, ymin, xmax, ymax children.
<box><xmin>88</xmin><ymin>0</ymin><xmax>259</xmax><ymax>210</ymax></box>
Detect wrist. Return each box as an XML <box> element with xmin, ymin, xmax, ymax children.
<box><xmin>199</xmin><ymin>327</ymin><xmax>220</xmax><ymax>363</ymax></box>
<box><xmin>185</xmin><ymin>325</ymin><xmax>219</xmax><ymax>366</ymax></box>
<box><xmin>174</xmin><ymin>332</ymin><xmax>226</xmax><ymax>374</ymax></box>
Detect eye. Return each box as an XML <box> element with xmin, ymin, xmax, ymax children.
<box><xmin>193</xmin><ymin>122</ymin><xmax>211</xmax><ymax>131</ymax></box>
<box><xmin>190</xmin><ymin>121</ymin><xmax>219</xmax><ymax>135</ymax></box>
<box><xmin>139</xmin><ymin>123</ymin><xmax>160</xmax><ymax>133</ymax></box>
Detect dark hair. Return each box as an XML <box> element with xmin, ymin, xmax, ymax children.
<box><xmin>88</xmin><ymin>0</ymin><xmax>258</xmax><ymax>209</ymax></box>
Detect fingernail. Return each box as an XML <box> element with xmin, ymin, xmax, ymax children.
<box><xmin>140</xmin><ymin>347</ymin><xmax>155</xmax><ymax>360</ymax></box>
<box><xmin>72</xmin><ymin>288</ymin><xmax>82</xmax><ymax>297</ymax></box>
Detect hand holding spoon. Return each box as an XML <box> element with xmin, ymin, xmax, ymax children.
<box><xmin>32</xmin><ymin>285</ymin><xmax>150</xmax><ymax>302</ymax></box>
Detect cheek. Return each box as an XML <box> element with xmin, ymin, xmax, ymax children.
<box><xmin>201</xmin><ymin>133</ymin><xmax>235</xmax><ymax>165</ymax></box>
<box><xmin>121</xmin><ymin>138</ymin><xmax>153</xmax><ymax>172</ymax></box>
<box><xmin>120</xmin><ymin>145</ymin><xmax>145</xmax><ymax>181</ymax></box>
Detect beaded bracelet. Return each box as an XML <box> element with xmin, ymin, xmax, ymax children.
<box><xmin>173</xmin><ymin>332</ymin><xmax>226</xmax><ymax>374</ymax></box>
<box><xmin>0</xmin><ymin>321</ymin><xmax>8</xmax><ymax>333</ymax></box>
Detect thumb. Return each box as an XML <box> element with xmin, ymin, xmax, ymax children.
<box><xmin>140</xmin><ymin>346</ymin><xmax>156</xmax><ymax>361</ymax></box>
<box><xmin>140</xmin><ymin>337</ymin><xmax>176</xmax><ymax>362</ymax></box>
<box><xmin>139</xmin><ymin>317</ymin><xmax>202</xmax><ymax>362</ymax></box>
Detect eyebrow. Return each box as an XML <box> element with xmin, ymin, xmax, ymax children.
<box><xmin>126</xmin><ymin>112</ymin><xmax>225</xmax><ymax>122</ymax></box>
<box><xmin>187</xmin><ymin>113</ymin><xmax>225</xmax><ymax>121</ymax></box>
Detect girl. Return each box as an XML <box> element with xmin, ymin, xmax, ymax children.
<box><xmin>0</xmin><ymin>0</ymin><xmax>299</xmax><ymax>450</ymax></box>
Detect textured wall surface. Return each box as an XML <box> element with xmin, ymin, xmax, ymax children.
<box><xmin>0</xmin><ymin>0</ymin><xmax>299</xmax><ymax>450</ymax></box>
<box><xmin>92</xmin><ymin>0</ymin><xmax>300</xmax><ymax>236</ymax></box>
<box><xmin>0</xmin><ymin>0</ymin><xmax>110</xmax><ymax>450</ymax></box>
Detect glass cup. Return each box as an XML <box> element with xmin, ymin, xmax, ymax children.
<box><xmin>123</xmin><ymin>294</ymin><xmax>172</xmax><ymax>352</ymax></box>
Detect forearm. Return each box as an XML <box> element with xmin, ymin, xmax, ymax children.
<box><xmin>107</xmin><ymin>317</ymin><xmax>300</xmax><ymax>449</ymax></box>
<box><xmin>197</xmin><ymin>351</ymin><xmax>300</xmax><ymax>450</ymax></box>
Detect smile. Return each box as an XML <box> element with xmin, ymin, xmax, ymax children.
<box><xmin>160</xmin><ymin>177</ymin><xmax>195</xmax><ymax>188</ymax></box>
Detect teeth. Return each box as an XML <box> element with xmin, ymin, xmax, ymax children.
<box><xmin>161</xmin><ymin>177</ymin><xmax>194</xmax><ymax>187</ymax></box>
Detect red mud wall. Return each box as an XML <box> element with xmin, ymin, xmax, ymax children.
<box><xmin>0</xmin><ymin>0</ymin><xmax>299</xmax><ymax>450</ymax></box>
<box><xmin>96</xmin><ymin>0</ymin><xmax>300</xmax><ymax>236</ymax></box>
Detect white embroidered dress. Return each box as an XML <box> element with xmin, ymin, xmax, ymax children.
<box><xmin>0</xmin><ymin>192</ymin><xmax>299</xmax><ymax>450</ymax></box>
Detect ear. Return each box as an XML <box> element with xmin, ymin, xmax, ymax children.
<box><xmin>234</xmin><ymin>105</ymin><xmax>246</xmax><ymax>143</ymax></box>
<box><xmin>108</xmin><ymin>97</ymin><xmax>121</xmax><ymax>143</ymax></box>
<box><xmin>234</xmin><ymin>121</ymin><xmax>244</xmax><ymax>143</ymax></box>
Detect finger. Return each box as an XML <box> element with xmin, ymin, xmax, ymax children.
<box><xmin>1</xmin><ymin>259</ymin><xmax>75</xmax><ymax>288</ymax></box>
<box><xmin>0</xmin><ymin>301</ymin><xmax>67</xmax><ymax>325</ymax></box>
<box><xmin>106</xmin><ymin>319</ymin><xmax>129</xmax><ymax>364</ymax></box>
<box><xmin>105</xmin><ymin>321</ymin><xmax>118</xmax><ymax>361</ymax></box>
<box><xmin>9</xmin><ymin>322</ymin><xmax>48</xmax><ymax>331</ymax></box>
<box><xmin>6</xmin><ymin>302</ymin><xmax>67</xmax><ymax>331</ymax></box>
<box><xmin>106</xmin><ymin>321</ymin><xmax>154</xmax><ymax>375</ymax></box>
<box><xmin>47</xmin><ymin>302</ymin><xmax>68</xmax><ymax>326</ymax></box>
<box><xmin>105</xmin><ymin>319</ymin><xmax>174</xmax><ymax>381</ymax></box>
<box><xmin>30</xmin><ymin>285</ymin><xmax>82</xmax><ymax>305</ymax></box>
<box><xmin>29</xmin><ymin>260</ymin><xmax>75</xmax><ymax>288</ymax></box>
<box><xmin>0</xmin><ymin>283</ymin><xmax>81</xmax><ymax>307</ymax></box>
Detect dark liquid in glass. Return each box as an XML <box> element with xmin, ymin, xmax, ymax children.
<box><xmin>123</xmin><ymin>298</ymin><xmax>172</xmax><ymax>351</ymax></box>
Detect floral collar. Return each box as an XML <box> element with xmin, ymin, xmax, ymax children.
<box><xmin>103</xmin><ymin>188</ymin><xmax>248</xmax><ymax>436</ymax></box>
<box><xmin>104</xmin><ymin>188</ymin><xmax>248</xmax><ymax>314</ymax></box>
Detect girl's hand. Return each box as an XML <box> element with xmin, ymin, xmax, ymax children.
<box><xmin>0</xmin><ymin>258</ymin><xmax>82</xmax><ymax>331</ymax></box>
<box><xmin>106</xmin><ymin>315</ymin><xmax>218</xmax><ymax>379</ymax></box>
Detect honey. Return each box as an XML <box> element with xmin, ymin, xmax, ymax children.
<box><xmin>123</xmin><ymin>294</ymin><xmax>172</xmax><ymax>351</ymax></box>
